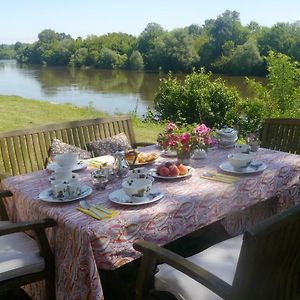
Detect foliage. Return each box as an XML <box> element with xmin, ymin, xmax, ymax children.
<box><xmin>157</xmin><ymin>122</ymin><xmax>212</xmax><ymax>156</ymax></box>
<box><xmin>0</xmin><ymin>44</ymin><xmax>15</xmax><ymax>59</ymax></box>
<box><xmin>237</xmin><ymin>51</ymin><xmax>300</xmax><ymax>135</ymax></box>
<box><xmin>128</xmin><ymin>50</ymin><xmax>144</xmax><ymax>70</ymax></box>
<box><xmin>10</xmin><ymin>11</ymin><xmax>300</xmax><ymax>75</ymax></box>
<box><xmin>154</xmin><ymin>70</ymin><xmax>241</xmax><ymax>128</ymax></box>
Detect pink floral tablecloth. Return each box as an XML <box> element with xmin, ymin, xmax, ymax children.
<box><xmin>2</xmin><ymin>146</ymin><xmax>300</xmax><ymax>300</ymax></box>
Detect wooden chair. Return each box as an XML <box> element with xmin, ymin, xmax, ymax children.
<box><xmin>0</xmin><ymin>190</ymin><xmax>56</xmax><ymax>299</ymax></box>
<box><xmin>134</xmin><ymin>203</ymin><xmax>300</xmax><ymax>300</ymax></box>
<box><xmin>261</xmin><ymin>118</ymin><xmax>300</xmax><ymax>154</ymax></box>
<box><xmin>0</xmin><ymin>115</ymin><xmax>151</xmax><ymax>179</ymax></box>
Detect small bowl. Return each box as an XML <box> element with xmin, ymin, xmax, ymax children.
<box><xmin>55</xmin><ymin>153</ymin><xmax>78</xmax><ymax>168</ymax></box>
<box><xmin>122</xmin><ymin>178</ymin><xmax>152</xmax><ymax>200</ymax></box>
<box><xmin>228</xmin><ymin>153</ymin><xmax>254</xmax><ymax>169</ymax></box>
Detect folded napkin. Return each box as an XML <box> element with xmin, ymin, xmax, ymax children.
<box><xmin>85</xmin><ymin>156</ymin><xmax>115</xmax><ymax>168</ymax></box>
<box><xmin>199</xmin><ymin>175</ymin><xmax>237</xmax><ymax>184</ymax></box>
<box><xmin>77</xmin><ymin>205</ymin><xmax>118</xmax><ymax>220</ymax></box>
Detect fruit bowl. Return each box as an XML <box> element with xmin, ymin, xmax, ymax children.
<box><xmin>151</xmin><ymin>162</ymin><xmax>193</xmax><ymax>179</ymax></box>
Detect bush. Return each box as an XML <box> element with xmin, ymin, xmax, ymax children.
<box><xmin>154</xmin><ymin>69</ymin><xmax>242</xmax><ymax>128</ymax></box>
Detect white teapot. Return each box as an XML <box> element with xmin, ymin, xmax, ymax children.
<box><xmin>216</xmin><ymin>127</ymin><xmax>238</xmax><ymax>149</ymax></box>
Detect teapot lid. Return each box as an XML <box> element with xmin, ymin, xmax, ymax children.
<box><xmin>217</xmin><ymin>127</ymin><xmax>237</xmax><ymax>137</ymax></box>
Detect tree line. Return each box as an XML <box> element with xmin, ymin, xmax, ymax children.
<box><xmin>1</xmin><ymin>10</ymin><xmax>300</xmax><ymax>75</ymax></box>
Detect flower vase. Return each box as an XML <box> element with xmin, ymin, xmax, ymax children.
<box><xmin>192</xmin><ymin>148</ymin><xmax>207</xmax><ymax>160</ymax></box>
<box><xmin>177</xmin><ymin>152</ymin><xmax>191</xmax><ymax>166</ymax></box>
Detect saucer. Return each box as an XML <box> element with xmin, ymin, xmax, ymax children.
<box><xmin>219</xmin><ymin>161</ymin><xmax>267</xmax><ymax>174</ymax></box>
<box><xmin>109</xmin><ymin>187</ymin><xmax>164</xmax><ymax>206</ymax></box>
<box><xmin>38</xmin><ymin>184</ymin><xmax>92</xmax><ymax>203</ymax></box>
<box><xmin>47</xmin><ymin>161</ymin><xmax>87</xmax><ymax>172</ymax></box>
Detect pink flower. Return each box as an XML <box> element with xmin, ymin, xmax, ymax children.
<box><xmin>195</xmin><ymin>124</ymin><xmax>210</xmax><ymax>136</ymax></box>
<box><xmin>166</xmin><ymin>122</ymin><xmax>177</xmax><ymax>132</ymax></box>
<box><xmin>180</xmin><ymin>133</ymin><xmax>190</xmax><ymax>144</ymax></box>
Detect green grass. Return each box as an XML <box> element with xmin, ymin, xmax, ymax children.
<box><xmin>0</xmin><ymin>95</ymin><xmax>163</xmax><ymax>143</ymax></box>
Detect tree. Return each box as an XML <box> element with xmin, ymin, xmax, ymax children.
<box><xmin>128</xmin><ymin>50</ymin><xmax>144</xmax><ymax>70</ymax></box>
<box><xmin>97</xmin><ymin>48</ymin><xmax>127</xmax><ymax>69</ymax></box>
<box><xmin>228</xmin><ymin>38</ymin><xmax>264</xmax><ymax>75</ymax></box>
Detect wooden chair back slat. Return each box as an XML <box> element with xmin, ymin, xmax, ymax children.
<box><xmin>261</xmin><ymin>118</ymin><xmax>300</xmax><ymax>154</ymax></box>
<box><xmin>12</xmin><ymin>136</ymin><xmax>25</xmax><ymax>174</ymax></box>
<box><xmin>0</xmin><ymin>116</ymin><xmax>135</xmax><ymax>177</ymax></box>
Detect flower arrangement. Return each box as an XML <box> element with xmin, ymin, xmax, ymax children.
<box><xmin>157</xmin><ymin>122</ymin><xmax>212</xmax><ymax>158</ymax></box>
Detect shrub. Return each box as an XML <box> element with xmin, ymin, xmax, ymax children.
<box><xmin>154</xmin><ymin>69</ymin><xmax>241</xmax><ymax>128</ymax></box>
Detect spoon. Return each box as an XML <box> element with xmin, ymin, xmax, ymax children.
<box><xmin>79</xmin><ymin>200</ymin><xmax>105</xmax><ymax>218</ymax></box>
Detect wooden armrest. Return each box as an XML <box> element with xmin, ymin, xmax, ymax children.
<box><xmin>134</xmin><ymin>240</ymin><xmax>232</xmax><ymax>300</ymax></box>
<box><xmin>0</xmin><ymin>190</ymin><xmax>13</xmax><ymax>198</ymax></box>
<box><xmin>0</xmin><ymin>218</ymin><xmax>57</xmax><ymax>236</ymax></box>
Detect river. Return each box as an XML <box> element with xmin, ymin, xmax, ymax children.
<box><xmin>0</xmin><ymin>60</ymin><xmax>265</xmax><ymax>117</ymax></box>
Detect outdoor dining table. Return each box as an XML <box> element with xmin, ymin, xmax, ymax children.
<box><xmin>1</xmin><ymin>145</ymin><xmax>300</xmax><ymax>300</ymax></box>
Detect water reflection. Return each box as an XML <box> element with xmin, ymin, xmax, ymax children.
<box><xmin>0</xmin><ymin>60</ymin><xmax>265</xmax><ymax>116</ymax></box>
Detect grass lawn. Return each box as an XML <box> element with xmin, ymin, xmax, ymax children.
<box><xmin>0</xmin><ymin>95</ymin><xmax>164</xmax><ymax>143</ymax></box>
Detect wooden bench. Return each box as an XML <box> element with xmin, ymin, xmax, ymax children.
<box><xmin>0</xmin><ymin>115</ymin><xmax>144</xmax><ymax>179</ymax></box>
<box><xmin>261</xmin><ymin>118</ymin><xmax>300</xmax><ymax>154</ymax></box>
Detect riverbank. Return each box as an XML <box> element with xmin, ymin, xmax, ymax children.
<box><xmin>0</xmin><ymin>95</ymin><xmax>163</xmax><ymax>143</ymax></box>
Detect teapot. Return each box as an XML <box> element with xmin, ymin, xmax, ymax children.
<box><xmin>216</xmin><ymin>127</ymin><xmax>238</xmax><ymax>149</ymax></box>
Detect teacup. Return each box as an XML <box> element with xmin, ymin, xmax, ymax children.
<box><xmin>129</xmin><ymin>167</ymin><xmax>154</xmax><ymax>181</ymax></box>
<box><xmin>122</xmin><ymin>178</ymin><xmax>152</xmax><ymax>200</ymax></box>
<box><xmin>235</xmin><ymin>144</ymin><xmax>251</xmax><ymax>154</ymax></box>
<box><xmin>51</xmin><ymin>178</ymin><xmax>81</xmax><ymax>200</ymax></box>
<box><xmin>55</xmin><ymin>152</ymin><xmax>78</xmax><ymax>169</ymax></box>
<box><xmin>54</xmin><ymin>167</ymin><xmax>73</xmax><ymax>182</ymax></box>
<box><xmin>228</xmin><ymin>153</ymin><xmax>254</xmax><ymax>169</ymax></box>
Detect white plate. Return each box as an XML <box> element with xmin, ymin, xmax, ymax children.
<box><xmin>47</xmin><ymin>161</ymin><xmax>87</xmax><ymax>172</ymax></box>
<box><xmin>149</xmin><ymin>167</ymin><xmax>194</xmax><ymax>179</ymax></box>
<box><xmin>219</xmin><ymin>161</ymin><xmax>267</xmax><ymax>174</ymax></box>
<box><xmin>38</xmin><ymin>184</ymin><xmax>92</xmax><ymax>203</ymax></box>
<box><xmin>161</xmin><ymin>150</ymin><xmax>177</xmax><ymax>157</ymax></box>
<box><xmin>109</xmin><ymin>188</ymin><xmax>164</xmax><ymax>206</ymax></box>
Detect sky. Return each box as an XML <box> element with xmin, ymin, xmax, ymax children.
<box><xmin>1</xmin><ymin>0</ymin><xmax>300</xmax><ymax>44</ymax></box>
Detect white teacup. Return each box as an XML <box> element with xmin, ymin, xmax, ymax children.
<box><xmin>129</xmin><ymin>167</ymin><xmax>154</xmax><ymax>181</ymax></box>
<box><xmin>122</xmin><ymin>178</ymin><xmax>152</xmax><ymax>200</ymax></box>
<box><xmin>54</xmin><ymin>167</ymin><xmax>73</xmax><ymax>182</ymax></box>
<box><xmin>51</xmin><ymin>178</ymin><xmax>81</xmax><ymax>200</ymax></box>
<box><xmin>235</xmin><ymin>144</ymin><xmax>251</xmax><ymax>153</ymax></box>
<box><xmin>55</xmin><ymin>152</ymin><xmax>78</xmax><ymax>169</ymax></box>
<box><xmin>228</xmin><ymin>153</ymin><xmax>254</xmax><ymax>169</ymax></box>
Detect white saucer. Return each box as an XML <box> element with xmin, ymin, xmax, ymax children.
<box><xmin>109</xmin><ymin>188</ymin><xmax>164</xmax><ymax>206</ymax></box>
<box><xmin>219</xmin><ymin>161</ymin><xmax>267</xmax><ymax>174</ymax></box>
<box><xmin>47</xmin><ymin>161</ymin><xmax>87</xmax><ymax>172</ymax></box>
<box><xmin>38</xmin><ymin>184</ymin><xmax>92</xmax><ymax>203</ymax></box>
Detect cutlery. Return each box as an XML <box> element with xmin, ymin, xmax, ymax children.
<box><xmin>203</xmin><ymin>171</ymin><xmax>238</xmax><ymax>180</ymax></box>
<box><xmin>79</xmin><ymin>200</ymin><xmax>105</xmax><ymax>218</ymax></box>
<box><xmin>201</xmin><ymin>171</ymin><xmax>238</xmax><ymax>183</ymax></box>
